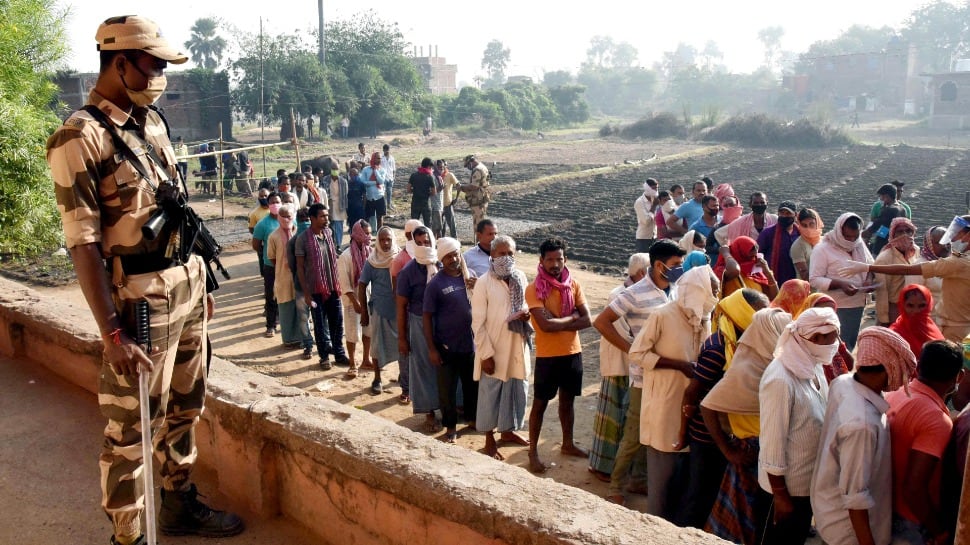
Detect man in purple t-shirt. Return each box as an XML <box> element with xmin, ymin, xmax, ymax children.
<box><xmin>423</xmin><ymin>237</ymin><xmax>477</xmax><ymax>442</ymax></box>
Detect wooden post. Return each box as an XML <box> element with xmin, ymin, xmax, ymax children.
<box><xmin>218</xmin><ymin>123</ymin><xmax>225</xmax><ymax>219</ymax></box>
<box><xmin>291</xmin><ymin>108</ymin><xmax>302</xmax><ymax>174</ymax></box>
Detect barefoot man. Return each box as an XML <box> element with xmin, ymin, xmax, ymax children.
<box><xmin>525</xmin><ymin>237</ymin><xmax>592</xmax><ymax>472</ymax></box>
<box><xmin>471</xmin><ymin>235</ymin><xmax>532</xmax><ymax>459</ymax></box>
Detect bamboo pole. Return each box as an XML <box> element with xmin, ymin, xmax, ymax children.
<box><xmin>291</xmin><ymin>108</ymin><xmax>302</xmax><ymax>173</ymax></box>
<box><xmin>218</xmin><ymin>123</ymin><xmax>225</xmax><ymax>219</ymax></box>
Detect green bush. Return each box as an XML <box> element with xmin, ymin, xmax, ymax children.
<box><xmin>619</xmin><ymin>112</ymin><xmax>686</xmax><ymax>139</ymax></box>
<box><xmin>702</xmin><ymin>114</ymin><xmax>854</xmax><ymax>148</ymax></box>
<box><xmin>0</xmin><ymin>0</ymin><xmax>67</xmax><ymax>255</ymax></box>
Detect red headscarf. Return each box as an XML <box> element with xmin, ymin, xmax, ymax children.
<box><xmin>713</xmin><ymin>236</ymin><xmax>771</xmax><ymax>286</ymax></box>
<box><xmin>889</xmin><ymin>284</ymin><xmax>944</xmax><ymax>357</ymax></box>
<box><xmin>369</xmin><ymin>151</ymin><xmax>382</xmax><ymax>181</ymax></box>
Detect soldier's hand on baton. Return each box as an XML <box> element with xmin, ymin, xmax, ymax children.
<box><xmin>103</xmin><ymin>330</ymin><xmax>154</xmax><ymax>376</ymax></box>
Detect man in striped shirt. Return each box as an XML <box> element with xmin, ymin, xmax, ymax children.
<box><xmin>594</xmin><ymin>239</ymin><xmax>686</xmax><ymax>505</ymax></box>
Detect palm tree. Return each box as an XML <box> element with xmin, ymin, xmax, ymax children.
<box><xmin>184</xmin><ymin>18</ymin><xmax>226</xmax><ymax>70</ymax></box>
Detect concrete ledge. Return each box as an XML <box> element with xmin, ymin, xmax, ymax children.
<box><xmin>0</xmin><ymin>276</ymin><xmax>724</xmax><ymax>545</ymax></box>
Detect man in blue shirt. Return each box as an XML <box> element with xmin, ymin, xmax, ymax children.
<box><xmin>463</xmin><ymin>219</ymin><xmax>498</xmax><ymax>276</ymax></box>
<box><xmin>667</xmin><ymin>181</ymin><xmax>707</xmax><ymax>236</ymax></box>
<box><xmin>252</xmin><ymin>192</ymin><xmax>281</xmax><ymax>337</ymax></box>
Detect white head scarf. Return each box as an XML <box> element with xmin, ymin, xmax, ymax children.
<box><xmin>413</xmin><ymin>230</ymin><xmax>438</xmax><ymax>283</ymax></box>
<box><xmin>676</xmin><ymin>265</ymin><xmax>718</xmax><ymax>334</ymax></box>
<box><xmin>823</xmin><ymin>212</ymin><xmax>873</xmax><ymax>260</ymax></box>
<box><xmin>774</xmin><ymin>307</ymin><xmax>841</xmax><ymax>380</ymax></box>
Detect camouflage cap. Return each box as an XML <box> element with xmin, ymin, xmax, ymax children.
<box><xmin>96</xmin><ymin>15</ymin><xmax>188</xmax><ymax>64</ymax></box>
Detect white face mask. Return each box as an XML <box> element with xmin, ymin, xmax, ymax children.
<box><xmin>802</xmin><ymin>338</ymin><xmax>839</xmax><ymax>366</ymax></box>
<box><xmin>124</xmin><ymin>75</ymin><xmax>167</xmax><ymax>107</ymax></box>
<box><xmin>951</xmin><ymin>239</ymin><xmax>968</xmax><ymax>255</ymax></box>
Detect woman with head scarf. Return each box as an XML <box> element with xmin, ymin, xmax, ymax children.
<box><xmin>714</xmin><ymin>235</ymin><xmax>780</xmax><ymax>300</ymax></box>
<box><xmin>336</xmin><ymin>220</ymin><xmax>375</xmax><ymax>377</ymax></box>
<box><xmin>700</xmin><ymin>307</ymin><xmax>791</xmax><ymax>545</ymax></box>
<box><xmin>890</xmin><ymin>283</ymin><xmax>945</xmax><ymax>358</ymax></box>
<box><xmin>629</xmin><ymin>265</ymin><xmax>719</xmax><ymax>522</ymax></box>
<box><xmin>357</xmin><ymin>226</ymin><xmax>401</xmax><ymax>396</ymax></box>
<box><xmin>791</xmin><ymin>208</ymin><xmax>823</xmax><ymax>281</ymax></box>
<box><xmin>678</xmin><ymin>229</ymin><xmax>707</xmax><ymax>255</ymax></box>
<box><xmin>678</xmin><ymin>288</ymin><xmax>770</xmax><ymax>528</ymax></box>
<box><xmin>770</xmin><ymin>279</ymin><xmax>811</xmax><ymax>316</ymax></box>
<box><xmin>873</xmin><ymin>217</ymin><xmax>923</xmax><ymax>326</ymax></box>
<box><xmin>808</xmin><ymin>212</ymin><xmax>874</xmax><ymax>351</ymax></box>
<box><xmin>682</xmin><ymin>250</ymin><xmax>710</xmax><ymax>273</ymax></box>
<box><xmin>812</xmin><ymin>327</ymin><xmax>916</xmax><ymax>545</ymax></box>
<box><xmin>758</xmin><ymin>306</ymin><xmax>840</xmax><ymax>545</ymax></box>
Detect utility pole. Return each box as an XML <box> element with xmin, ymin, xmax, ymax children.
<box><xmin>317</xmin><ymin>0</ymin><xmax>325</xmax><ymax>67</ymax></box>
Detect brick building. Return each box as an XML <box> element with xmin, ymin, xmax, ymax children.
<box><xmin>52</xmin><ymin>71</ymin><xmax>233</xmax><ymax>141</ymax></box>
<box><xmin>410</xmin><ymin>46</ymin><xmax>457</xmax><ymax>95</ymax></box>
<box><xmin>926</xmin><ymin>63</ymin><xmax>970</xmax><ymax>129</ymax></box>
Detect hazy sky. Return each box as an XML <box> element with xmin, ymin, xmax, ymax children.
<box><xmin>55</xmin><ymin>0</ymin><xmax>951</xmax><ymax>84</ymax></box>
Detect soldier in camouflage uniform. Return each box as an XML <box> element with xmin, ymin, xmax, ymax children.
<box><xmin>460</xmin><ymin>154</ymin><xmax>491</xmax><ymax>232</ymax></box>
<box><xmin>45</xmin><ymin>16</ymin><xmax>243</xmax><ymax>545</ymax></box>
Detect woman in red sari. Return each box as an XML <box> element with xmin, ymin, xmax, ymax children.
<box><xmin>889</xmin><ymin>283</ymin><xmax>944</xmax><ymax>357</ymax></box>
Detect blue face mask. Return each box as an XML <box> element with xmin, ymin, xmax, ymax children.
<box><xmin>297</xmin><ymin>221</ymin><xmax>311</xmax><ymax>234</ymax></box>
<box><xmin>663</xmin><ymin>264</ymin><xmax>685</xmax><ymax>284</ymax></box>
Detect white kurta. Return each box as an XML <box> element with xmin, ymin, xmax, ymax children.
<box><xmin>471</xmin><ymin>271</ymin><xmax>531</xmax><ymax>382</ymax></box>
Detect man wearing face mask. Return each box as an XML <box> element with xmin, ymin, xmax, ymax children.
<box><xmin>757</xmin><ymin>307</ymin><xmax>840</xmax><ymax>545</ymax></box>
<box><xmin>253</xmin><ymin>193</ymin><xmax>282</xmax><ymax>337</ymax></box>
<box><xmin>45</xmin><ymin>15</ymin><xmax>243</xmax><ymax>545</ymax></box>
<box><xmin>843</xmin><ymin>215</ymin><xmax>970</xmax><ymax>343</ymax></box>
<box><xmin>756</xmin><ymin>200</ymin><xmax>801</xmax><ymax>287</ymax></box>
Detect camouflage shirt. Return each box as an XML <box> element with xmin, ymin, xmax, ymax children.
<box><xmin>464</xmin><ymin>163</ymin><xmax>490</xmax><ymax>206</ymax></box>
<box><xmin>46</xmin><ymin>90</ymin><xmax>178</xmax><ymax>257</ymax></box>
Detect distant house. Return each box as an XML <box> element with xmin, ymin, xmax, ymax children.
<box><xmin>52</xmin><ymin>71</ymin><xmax>233</xmax><ymax>141</ymax></box>
<box><xmin>787</xmin><ymin>38</ymin><xmax>925</xmax><ymax>116</ymax></box>
<box><xmin>926</xmin><ymin>61</ymin><xmax>970</xmax><ymax>129</ymax></box>
<box><xmin>410</xmin><ymin>45</ymin><xmax>457</xmax><ymax>95</ymax></box>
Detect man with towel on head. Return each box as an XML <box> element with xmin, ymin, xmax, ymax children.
<box><xmin>811</xmin><ymin>327</ymin><xmax>917</xmax><ymax>545</ymax></box>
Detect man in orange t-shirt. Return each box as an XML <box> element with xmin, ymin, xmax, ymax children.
<box><xmin>525</xmin><ymin>237</ymin><xmax>592</xmax><ymax>474</ymax></box>
<box><xmin>886</xmin><ymin>339</ymin><xmax>965</xmax><ymax>545</ymax></box>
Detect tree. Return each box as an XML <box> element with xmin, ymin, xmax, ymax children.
<box><xmin>543</xmin><ymin>70</ymin><xmax>574</xmax><ymax>87</ymax></box>
<box><xmin>184</xmin><ymin>17</ymin><xmax>227</xmax><ymax>70</ymax></box>
<box><xmin>902</xmin><ymin>0</ymin><xmax>969</xmax><ymax>72</ymax></box>
<box><xmin>700</xmin><ymin>40</ymin><xmax>724</xmax><ymax>72</ymax></box>
<box><xmin>0</xmin><ymin>0</ymin><xmax>66</xmax><ymax>254</ymax></box>
<box><xmin>584</xmin><ymin>36</ymin><xmax>638</xmax><ymax>69</ymax></box>
<box><xmin>795</xmin><ymin>25</ymin><xmax>897</xmax><ymax>72</ymax></box>
<box><xmin>758</xmin><ymin>25</ymin><xmax>785</xmax><ymax>71</ymax></box>
<box><xmin>481</xmin><ymin>39</ymin><xmax>511</xmax><ymax>87</ymax></box>
<box><xmin>612</xmin><ymin>42</ymin><xmax>638</xmax><ymax>69</ymax></box>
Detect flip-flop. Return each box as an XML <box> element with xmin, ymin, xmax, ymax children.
<box><xmin>587</xmin><ymin>467</ymin><xmax>611</xmax><ymax>483</ymax></box>
<box><xmin>424</xmin><ymin>418</ymin><xmax>442</xmax><ymax>433</ymax></box>
<box><xmin>359</xmin><ymin>361</ymin><xmax>376</xmax><ymax>371</ymax></box>
<box><xmin>345</xmin><ymin>367</ymin><xmax>359</xmax><ymax>379</ymax></box>
<box><xmin>370</xmin><ymin>380</ymin><xmax>382</xmax><ymax>395</ymax></box>
<box><xmin>398</xmin><ymin>394</ymin><xmax>411</xmax><ymax>404</ymax></box>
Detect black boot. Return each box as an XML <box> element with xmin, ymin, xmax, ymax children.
<box><xmin>158</xmin><ymin>484</ymin><xmax>245</xmax><ymax>537</ymax></box>
<box><xmin>109</xmin><ymin>536</ymin><xmax>145</xmax><ymax>545</ymax></box>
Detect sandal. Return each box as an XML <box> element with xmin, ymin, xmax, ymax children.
<box><xmin>398</xmin><ymin>394</ymin><xmax>411</xmax><ymax>405</ymax></box>
<box><xmin>345</xmin><ymin>367</ymin><xmax>359</xmax><ymax>379</ymax></box>
<box><xmin>370</xmin><ymin>380</ymin><xmax>383</xmax><ymax>395</ymax></box>
<box><xmin>360</xmin><ymin>361</ymin><xmax>376</xmax><ymax>371</ymax></box>
<box><xmin>424</xmin><ymin>417</ymin><xmax>442</xmax><ymax>433</ymax></box>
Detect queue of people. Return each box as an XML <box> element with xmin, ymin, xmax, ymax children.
<box><xmin>625</xmin><ymin>177</ymin><xmax>970</xmax><ymax>544</ymax></box>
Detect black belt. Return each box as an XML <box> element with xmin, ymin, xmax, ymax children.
<box><xmin>116</xmin><ymin>253</ymin><xmax>177</xmax><ymax>275</ymax></box>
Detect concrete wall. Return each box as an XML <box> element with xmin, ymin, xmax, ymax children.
<box><xmin>0</xmin><ymin>276</ymin><xmax>722</xmax><ymax>545</ymax></box>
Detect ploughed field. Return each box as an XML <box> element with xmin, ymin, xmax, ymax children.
<box><xmin>488</xmin><ymin>145</ymin><xmax>970</xmax><ymax>271</ymax></box>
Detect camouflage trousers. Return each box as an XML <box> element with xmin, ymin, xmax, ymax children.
<box><xmin>470</xmin><ymin>203</ymin><xmax>488</xmax><ymax>231</ymax></box>
<box><xmin>100</xmin><ymin>255</ymin><xmax>208</xmax><ymax>539</ymax></box>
